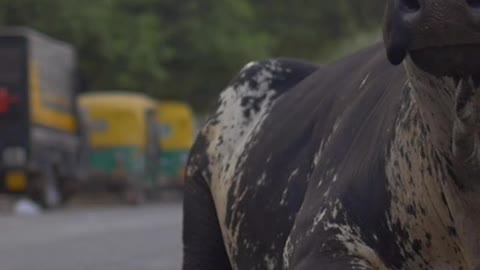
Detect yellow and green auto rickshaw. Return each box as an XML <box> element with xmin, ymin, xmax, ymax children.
<box><xmin>157</xmin><ymin>101</ymin><xmax>195</xmax><ymax>187</ymax></box>
<box><xmin>79</xmin><ymin>92</ymin><xmax>159</xmax><ymax>201</ymax></box>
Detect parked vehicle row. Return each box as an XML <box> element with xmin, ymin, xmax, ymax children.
<box><xmin>0</xmin><ymin>27</ymin><xmax>195</xmax><ymax>207</ymax></box>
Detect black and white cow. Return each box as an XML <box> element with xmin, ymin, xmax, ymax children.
<box><xmin>183</xmin><ymin>0</ymin><xmax>480</xmax><ymax>269</ymax></box>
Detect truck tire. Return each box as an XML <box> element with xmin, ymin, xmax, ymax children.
<box><xmin>31</xmin><ymin>168</ymin><xmax>63</xmax><ymax>209</ymax></box>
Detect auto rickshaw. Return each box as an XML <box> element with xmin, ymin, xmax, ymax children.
<box><xmin>157</xmin><ymin>101</ymin><xmax>195</xmax><ymax>187</ymax></box>
<box><xmin>79</xmin><ymin>92</ymin><xmax>159</xmax><ymax>202</ymax></box>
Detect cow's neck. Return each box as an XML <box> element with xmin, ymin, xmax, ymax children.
<box><xmin>404</xmin><ymin>60</ymin><xmax>455</xmax><ymax>155</ymax></box>
<box><xmin>403</xmin><ymin>59</ymin><xmax>480</xmax><ymax>268</ymax></box>
<box><xmin>405</xmin><ymin>59</ymin><xmax>480</xmax><ymax>189</ymax></box>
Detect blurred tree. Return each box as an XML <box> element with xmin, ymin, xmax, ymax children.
<box><xmin>250</xmin><ymin>0</ymin><xmax>384</xmax><ymax>60</ymax></box>
<box><xmin>116</xmin><ymin>0</ymin><xmax>271</xmax><ymax>109</ymax></box>
<box><xmin>0</xmin><ymin>0</ymin><xmax>385</xmax><ymax>112</ymax></box>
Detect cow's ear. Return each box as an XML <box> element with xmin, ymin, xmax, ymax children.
<box><xmin>383</xmin><ymin>1</ymin><xmax>409</xmax><ymax>65</ymax></box>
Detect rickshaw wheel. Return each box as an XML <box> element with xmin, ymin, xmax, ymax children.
<box><xmin>124</xmin><ymin>187</ymin><xmax>145</xmax><ymax>205</ymax></box>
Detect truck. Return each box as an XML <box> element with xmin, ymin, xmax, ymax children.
<box><xmin>0</xmin><ymin>27</ymin><xmax>88</xmax><ymax>208</ymax></box>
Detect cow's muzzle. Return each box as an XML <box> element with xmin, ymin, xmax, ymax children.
<box><xmin>410</xmin><ymin>45</ymin><xmax>480</xmax><ymax>78</ymax></box>
<box><xmin>384</xmin><ymin>0</ymin><xmax>480</xmax><ymax>75</ymax></box>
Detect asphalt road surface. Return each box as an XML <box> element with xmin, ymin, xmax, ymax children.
<box><xmin>0</xmin><ymin>203</ymin><xmax>182</xmax><ymax>270</ymax></box>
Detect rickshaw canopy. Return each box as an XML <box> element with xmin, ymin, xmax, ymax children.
<box><xmin>80</xmin><ymin>92</ymin><xmax>157</xmax><ymax>149</ymax></box>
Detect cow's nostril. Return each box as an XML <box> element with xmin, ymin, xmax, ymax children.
<box><xmin>467</xmin><ymin>0</ymin><xmax>480</xmax><ymax>9</ymax></box>
<box><xmin>400</xmin><ymin>0</ymin><xmax>421</xmax><ymax>13</ymax></box>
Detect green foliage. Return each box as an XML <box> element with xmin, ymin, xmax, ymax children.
<box><xmin>0</xmin><ymin>0</ymin><xmax>385</xmax><ymax>112</ymax></box>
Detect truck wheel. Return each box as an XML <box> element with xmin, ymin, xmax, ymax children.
<box><xmin>32</xmin><ymin>169</ymin><xmax>63</xmax><ymax>209</ymax></box>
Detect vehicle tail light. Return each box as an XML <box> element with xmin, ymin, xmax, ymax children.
<box><xmin>0</xmin><ymin>87</ymin><xmax>20</xmax><ymax>113</ymax></box>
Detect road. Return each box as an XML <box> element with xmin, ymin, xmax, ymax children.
<box><xmin>0</xmin><ymin>203</ymin><xmax>182</xmax><ymax>270</ymax></box>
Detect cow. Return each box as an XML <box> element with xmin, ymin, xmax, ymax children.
<box><xmin>183</xmin><ymin>0</ymin><xmax>480</xmax><ymax>269</ymax></box>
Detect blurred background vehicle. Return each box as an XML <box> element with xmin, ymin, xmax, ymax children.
<box><xmin>0</xmin><ymin>27</ymin><xmax>88</xmax><ymax>208</ymax></box>
<box><xmin>79</xmin><ymin>92</ymin><xmax>194</xmax><ymax>203</ymax></box>
<box><xmin>79</xmin><ymin>92</ymin><xmax>159</xmax><ymax>204</ymax></box>
<box><xmin>157</xmin><ymin>101</ymin><xmax>194</xmax><ymax>188</ymax></box>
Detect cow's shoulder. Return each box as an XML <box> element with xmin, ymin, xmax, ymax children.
<box><xmin>222</xmin><ymin>58</ymin><xmax>321</xmax><ymax>125</ymax></box>
<box><xmin>186</xmin><ymin>59</ymin><xmax>320</xmax><ymax>185</ymax></box>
